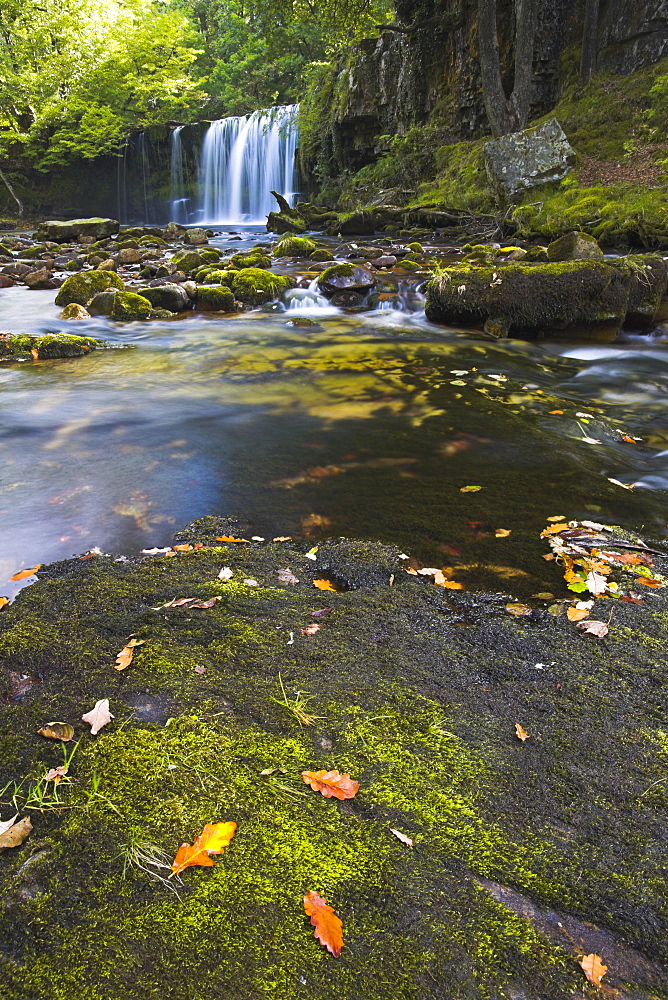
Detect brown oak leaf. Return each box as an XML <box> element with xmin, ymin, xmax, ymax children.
<box><xmin>0</xmin><ymin>815</ymin><xmax>32</xmax><ymax>851</ymax></box>
<box><xmin>579</xmin><ymin>953</ymin><xmax>607</xmax><ymax>987</ymax></box>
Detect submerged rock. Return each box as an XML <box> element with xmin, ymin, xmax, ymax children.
<box><xmin>0</xmin><ymin>520</ymin><xmax>667</xmax><ymax>998</ymax></box>
<box><xmin>483</xmin><ymin>119</ymin><xmax>576</xmax><ymax>203</ymax></box>
<box><xmin>35</xmin><ymin>218</ymin><xmax>120</xmax><ymax>243</ymax></box>
<box><xmin>318</xmin><ymin>263</ymin><xmax>376</xmax><ymax>294</ymax></box>
<box><xmin>60</xmin><ymin>303</ymin><xmax>91</xmax><ymax>320</ymax></box>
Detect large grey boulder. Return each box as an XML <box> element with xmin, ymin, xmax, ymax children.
<box><xmin>483</xmin><ymin>119</ymin><xmax>576</xmax><ymax>203</ymax></box>
<box><xmin>35</xmin><ymin>218</ymin><xmax>120</xmax><ymax>243</ymax></box>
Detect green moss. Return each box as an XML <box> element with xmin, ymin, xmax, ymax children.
<box><xmin>403</xmin><ymin>242</ymin><xmax>423</xmax><ymax>253</ymax></box>
<box><xmin>110</xmin><ymin>291</ymin><xmax>153</xmax><ymax>321</ymax></box>
<box><xmin>54</xmin><ymin>270</ymin><xmax>124</xmax><ymax>307</ymax></box>
<box><xmin>309</xmin><ymin>249</ymin><xmax>335</xmax><ymax>261</ymax></box>
<box><xmin>0</xmin><ymin>332</ymin><xmax>99</xmax><ymax>359</ymax></box>
<box><xmin>319</xmin><ymin>263</ymin><xmax>354</xmax><ymax>282</ymax></box>
<box><xmin>512</xmin><ymin>182</ymin><xmax>668</xmax><ymax>248</ymax></box>
<box><xmin>196</xmin><ymin>285</ymin><xmax>236</xmax><ymax>312</ymax></box>
<box><xmin>0</xmin><ymin>531</ymin><xmax>667</xmax><ymax>998</ymax></box>
<box><xmin>200</xmin><ymin>269</ymin><xmax>235</xmax><ymax>286</ymax></box>
<box><xmin>230</xmin><ymin>251</ymin><xmax>272</xmax><ymax>269</ymax></box>
<box><xmin>17</xmin><ymin>244</ymin><xmax>47</xmax><ymax>259</ymax></box>
<box><xmin>273</xmin><ymin>236</ymin><xmax>317</xmax><ymax>257</ymax></box>
<box><xmin>231</xmin><ymin>268</ymin><xmax>294</xmax><ymax>306</ymax></box>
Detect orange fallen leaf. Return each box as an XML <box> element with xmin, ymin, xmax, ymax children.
<box><xmin>173</xmin><ymin>544</ymin><xmax>193</xmax><ymax>551</ymax></box>
<box><xmin>189</xmin><ymin>597</ymin><xmax>223</xmax><ymax>608</ymax></box>
<box><xmin>30</xmin><ymin>347</ymin><xmax>39</xmax><ymax>360</ymax></box>
<box><xmin>442</xmin><ymin>580</ymin><xmax>464</xmax><ymax>590</ymax></box>
<box><xmin>566</xmin><ymin>606</ymin><xmax>590</xmax><ymax>622</ymax></box>
<box><xmin>515</xmin><ymin>723</ymin><xmax>529</xmax><ymax>741</ymax></box>
<box><xmin>495</xmin><ymin>528</ymin><xmax>512</xmax><ymax>537</ymax></box>
<box><xmin>303</xmin><ymin>890</ymin><xmax>343</xmax><ymax>957</ymax></box>
<box><xmin>0</xmin><ymin>815</ymin><xmax>32</xmax><ymax>851</ymax></box>
<box><xmin>506</xmin><ymin>603</ymin><xmax>532</xmax><ymax>617</ymax></box>
<box><xmin>171</xmin><ymin>821</ymin><xmax>237</xmax><ymax>875</ymax></box>
<box><xmin>0</xmin><ymin>597</ymin><xmax>9</xmax><ymax>611</ymax></box>
<box><xmin>114</xmin><ymin>638</ymin><xmax>146</xmax><ymax>671</ymax></box>
<box><xmin>540</xmin><ymin>523</ymin><xmax>568</xmax><ymax>536</ymax></box>
<box><xmin>301</xmin><ymin>769</ymin><xmax>359</xmax><ymax>800</ymax></box>
<box><xmin>313</xmin><ymin>579</ymin><xmax>337</xmax><ymax>592</ymax></box>
<box><xmin>9</xmin><ymin>565</ymin><xmax>41</xmax><ymax>581</ymax></box>
<box><xmin>38</xmin><ymin>722</ymin><xmax>74</xmax><ymax>741</ymax></box>
<box><xmin>637</xmin><ymin>577</ymin><xmax>665</xmax><ymax>588</ymax></box>
<box><xmin>548</xmin><ymin>409</ymin><xmax>564</xmax><ymax>414</ymax></box>
<box><xmin>579</xmin><ymin>953</ymin><xmax>607</xmax><ymax>987</ymax></box>
<box><xmin>621</xmin><ymin>435</ymin><xmax>636</xmax><ymax>443</ymax></box>
<box><xmin>216</xmin><ymin>535</ymin><xmax>250</xmax><ymax>543</ymax></box>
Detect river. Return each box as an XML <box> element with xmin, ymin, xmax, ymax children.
<box><xmin>2</xmin><ymin>228</ymin><xmax>667</xmax><ymax>599</ymax></box>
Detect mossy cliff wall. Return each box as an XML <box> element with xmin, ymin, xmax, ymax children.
<box><xmin>299</xmin><ymin>0</ymin><xmax>668</xmax><ymax>193</ymax></box>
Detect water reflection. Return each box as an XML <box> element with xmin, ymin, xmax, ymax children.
<box><xmin>1</xmin><ymin>253</ymin><xmax>667</xmax><ymax>600</ymax></box>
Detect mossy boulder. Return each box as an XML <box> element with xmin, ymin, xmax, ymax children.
<box><xmin>138</xmin><ymin>284</ymin><xmax>191</xmax><ymax>313</ymax></box>
<box><xmin>54</xmin><ymin>270</ymin><xmax>125</xmax><ymax>307</ymax></box>
<box><xmin>547</xmin><ymin>231</ymin><xmax>604</xmax><ymax>261</ymax></box>
<box><xmin>614</xmin><ymin>254</ymin><xmax>668</xmax><ymax>328</ymax></box>
<box><xmin>196</xmin><ymin>285</ymin><xmax>236</xmax><ymax>312</ymax></box>
<box><xmin>273</xmin><ymin>236</ymin><xmax>317</xmax><ymax>257</ymax></box>
<box><xmin>17</xmin><ymin>245</ymin><xmax>47</xmax><ymax>259</ymax></box>
<box><xmin>0</xmin><ymin>521</ymin><xmax>667</xmax><ymax>999</ymax></box>
<box><xmin>201</xmin><ymin>269</ymin><xmax>235</xmax><ymax>286</ymax></box>
<box><xmin>0</xmin><ymin>332</ymin><xmax>98</xmax><ymax>359</ymax></box>
<box><xmin>110</xmin><ymin>291</ymin><xmax>153</xmax><ymax>321</ymax></box>
<box><xmin>171</xmin><ymin>250</ymin><xmax>220</xmax><ymax>275</ymax></box>
<box><xmin>309</xmin><ymin>249</ymin><xmax>335</xmax><ymax>261</ymax></box>
<box><xmin>425</xmin><ymin>260</ymin><xmax>633</xmax><ymax>338</ymax></box>
<box><xmin>35</xmin><ymin>218</ymin><xmax>120</xmax><ymax>243</ymax></box>
<box><xmin>232</xmin><ymin>268</ymin><xmax>294</xmax><ymax>305</ymax></box>
<box><xmin>230</xmin><ymin>251</ymin><xmax>272</xmax><ymax>269</ymax></box>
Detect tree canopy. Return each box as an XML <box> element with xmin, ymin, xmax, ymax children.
<box><xmin>0</xmin><ymin>0</ymin><xmax>391</xmax><ymax>167</ymax></box>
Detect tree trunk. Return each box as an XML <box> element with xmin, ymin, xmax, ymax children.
<box><xmin>580</xmin><ymin>0</ymin><xmax>600</xmax><ymax>82</ymax></box>
<box><xmin>477</xmin><ymin>0</ymin><xmax>537</xmax><ymax>136</ymax></box>
<box><xmin>0</xmin><ymin>167</ymin><xmax>23</xmax><ymax>216</ymax></box>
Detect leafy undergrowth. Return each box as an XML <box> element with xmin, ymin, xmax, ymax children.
<box><xmin>0</xmin><ymin>518</ymin><xmax>667</xmax><ymax>999</ymax></box>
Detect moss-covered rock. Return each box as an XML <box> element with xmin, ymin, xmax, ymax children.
<box><xmin>547</xmin><ymin>231</ymin><xmax>603</xmax><ymax>261</ymax></box>
<box><xmin>60</xmin><ymin>303</ymin><xmax>91</xmax><ymax>320</ymax></box>
<box><xmin>0</xmin><ymin>521</ymin><xmax>667</xmax><ymax>999</ymax></box>
<box><xmin>17</xmin><ymin>245</ymin><xmax>47</xmax><ymax>259</ymax></box>
<box><xmin>195</xmin><ymin>285</ymin><xmax>236</xmax><ymax>312</ymax></box>
<box><xmin>138</xmin><ymin>284</ymin><xmax>191</xmax><ymax>313</ymax></box>
<box><xmin>309</xmin><ymin>249</ymin><xmax>335</xmax><ymax>261</ymax></box>
<box><xmin>425</xmin><ymin>260</ymin><xmax>633</xmax><ymax>338</ymax></box>
<box><xmin>110</xmin><ymin>291</ymin><xmax>153</xmax><ymax>321</ymax></box>
<box><xmin>201</xmin><ymin>269</ymin><xmax>236</xmax><ymax>287</ymax></box>
<box><xmin>35</xmin><ymin>218</ymin><xmax>120</xmax><ymax>243</ymax></box>
<box><xmin>0</xmin><ymin>332</ymin><xmax>98</xmax><ymax>359</ymax></box>
<box><xmin>54</xmin><ymin>270</ymin><xmax>124</xmax><ymax>307</ymax></box>
<box><xmin>273</xmin><ymin>236</ymin><xmax>317</xmax><ymax>257</ymax></box>
<box><xmin>229</xmin><ymin>251</ymin><xmax>272</xmax><ymax>269</ymax></box>
<box><xmin>231</xmin><ymin>268</ymin><xmax>294</xmax><ymax>305</ymax></box>
<box><xmin>613</xmin><ymin>254</ymin><xmax>668</xmax><ymax>328</ymax></box>
<box><xmin>171</xmin><ymin>250</ymin><xmax>220</xmax><ymax>274</ymax></box>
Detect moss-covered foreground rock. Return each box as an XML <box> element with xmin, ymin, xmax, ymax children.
<box><xmin>54</xmin><ymin>270</ymin><xmax>124</xmax><ymax>307</ymax></box>
<box><xmin>0</xmin><ymin>518</ymin><xmax>667</xmax><ymax>999</ymax></box>
<box><xmin>0</xmin><ymin>332</ymin><xmax>100</xmax><ymax>360</ymax></box>
<box><xmin>425</xmin><ymin>258</ymin><xmax>668</xmax><ymax>338</ymax></box>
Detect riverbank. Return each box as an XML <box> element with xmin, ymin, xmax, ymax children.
<box><xmin>1</xmin><ymin>516</ymin><xmax>667</xmax><ymax>999</ymax></box>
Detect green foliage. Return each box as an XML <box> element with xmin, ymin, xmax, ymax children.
<box><xmin>0</xmin><ymin>0</ymin><xmax>205</xmax><ymax>167</ymax></box>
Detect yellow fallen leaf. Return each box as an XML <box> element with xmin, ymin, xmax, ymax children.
<box><xmin>495</xmin><ymin>529</ymin><xmax>511</xmax><ymax>537</ymax></box>
<box><xmin>515</xmin><ymin>723</ymin><xmax>529</xmax><ymax>741</ymax></box>
<box><xmin>0</xmin><ymin>597</ymin><xmax>9</xmax><ymax>611</ymax></box>
<box><xmin>546</xmin><ymin>515</ymin><xmax>566</xmax><ymax>521</ymax></box>
<box><xmin>578</xmin><ymin>953</ymin><xmax>607</xmax><ymax>987</ymax></box>
<box><xmin>567</xmin><ymin>606</ymin><xmax>590</xmax><ymax>622</ymax></box>
<box><xmin>313</xmin><ymin>579</ymin><xmax>337</xmax><ymax>592</ymax></box>
<box><xmin>38</xmin><ymin>722</ymin><xmax>75</xmax><ymax>741</ymax></box>
<box><xmin>506</xmin><ymin>603</ymin><xmax>532</xmax><ymax>617</ymax></box>
<box><xmin>460</xmin><ymin>485</ymin><xmax>482</xmax><ymax>493</ymax></box>
<box><xmin>114</xmin><ymin>638</ymin><xmax>146</xmax><ymax>671</ymax></box>
<box><xmin>540</xmin><ymin>523</ymin><xmax>568</xmax><ymax>536</ymax></box>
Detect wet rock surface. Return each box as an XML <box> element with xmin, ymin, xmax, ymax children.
<box><xmin>483</xmin><ymin>120</ymin><xmax>576</xmax><ymax>204</ymax></box>
<box><xmin>0</xmin><ymin>519</ymin><xmax>667</xmax><ymax>999</ymax></box>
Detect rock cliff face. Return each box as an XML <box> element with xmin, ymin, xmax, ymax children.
<box><xmin>302</xmin><ymin>0</ymin><xmax>667</xmax><ymax>183</ymax></box>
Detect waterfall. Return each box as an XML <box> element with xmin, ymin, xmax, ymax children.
<box><xmin>198</xmin><ymin>104</ymin><xmax>299</xmax><ymax>225</ymax></box>
<box><xmin>169</xmin><ymin>126</ymin><xmax>189</xmax><ymax>224</ymax></box>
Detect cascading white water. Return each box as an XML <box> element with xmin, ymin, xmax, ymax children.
<box><xmin>198</xmin><ymin>104</ymin><xmax>298</xmax><ymax>224</ymax></box>
<box><xmin>169</xmin><ymin>125</ymin><xmax>189</xmax><ymax>224</ymax></box>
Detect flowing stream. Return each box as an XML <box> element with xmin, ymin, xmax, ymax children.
<box><xmin>2</xmin><ymin>229</ymin><xmax>668</xmax><ymax>600</ymax></box>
